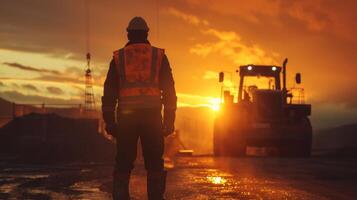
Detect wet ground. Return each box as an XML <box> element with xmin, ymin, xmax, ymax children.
<box><xmin>1</xmin><ymin>156</ymin><xmax>357</xmax><ymax>199</ymax></box>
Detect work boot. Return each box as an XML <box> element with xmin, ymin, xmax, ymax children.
<box><xmin>147</xmin><ymin>171</ymin><xmax>167</xmax><ymax>200</ymax></box>
<box><xmin>113</xmin><ymin>171</ymin><xmax>131</xmax><ymax>200</ymax></box>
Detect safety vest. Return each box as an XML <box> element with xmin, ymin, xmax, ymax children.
<box><xmin>113</xmin><ymin>43</ymin><xmax>164</xmax><ymax>109</ymax></box>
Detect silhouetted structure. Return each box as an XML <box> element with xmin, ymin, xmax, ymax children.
<box><xmin>84</xmin><ymin>53</ymin><xmax>96</xmax><ymax>112</ymax></box>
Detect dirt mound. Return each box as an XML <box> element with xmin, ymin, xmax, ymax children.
<box><xmin>0</xmin><ymin>97</ymin><xmax>12</xmax><ymax>116</ymax></box>
<box><xmin>0</xmin><ymin>113</ymin><xmax>115</xmax><ymax>163</ymax></box>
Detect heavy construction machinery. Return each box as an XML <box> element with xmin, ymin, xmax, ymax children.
<box><xmin>214</xmin><ymin>59</ymin><xmax>312</xmax><ymax>157</ymax></box>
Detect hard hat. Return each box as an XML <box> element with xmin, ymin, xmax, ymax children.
<box><xmin>127</xmin><ymin>17</ymin><xmax>149</xmax><ymax>32</ymax></box>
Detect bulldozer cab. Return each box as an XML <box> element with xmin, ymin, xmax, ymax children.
<box><xmin>238</xmin><ymin>65</ymin><xmax>282</xmax><ymax>103</ymax></box>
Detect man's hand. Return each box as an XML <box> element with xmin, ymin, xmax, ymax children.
<box><xmin>163</xmin><ymin>109</ymin><xmax>175</xmax><ymax>137</ymax></box>
<box><xmin>105</xmin><ymin>123</ymin><xmax>119</xmax><ymax>137</ymax></box>
<box><xmin>163</xmin><ymin>125</ymin><xmax>175</xmax><ymax>137</ymax></box>
<box><xmin>162</xmin><ymin>122</ymin><xmax>174</xmax><ymax>137</ymax></box>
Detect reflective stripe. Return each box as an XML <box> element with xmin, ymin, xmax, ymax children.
<box><xmin>120</xmin><ymin>96</ymin><xmax>161</xmax><ymax>102</ymax></box>
<box><xmin>120</xmin><ymin>87</ymin><xmax>161</xmax><ymax>97</ymax></box>
<box><xmin>150</xmin><ymin>47</ymin><xmax>158</xmax><ymax>82</ymax></box>
<box><xmin>119</xmin><ymin>49</ymin><xmax>126</xmax><ymax>83</ymax></box>
<box><xmin>113</xmin><ymin>50</ymin><xmax>125</xmax><ymax>84</ymax></box>
<box><xmin>155</xmin><ymin>48</ymin><xmax>164</xmax><ymax>83</ymax></box>
<box><xmin>113</xmin><ymin>50</ymin><xmax>119</xmax><ymax>66</ymax></box>
<box><xmin>118</xmin><ymin>81</ymin><xmax>158</xmax><ymax>88</ymax></box>
<box><xmin>118</xmin><ymin>96</ymin><xmax>162</xmax><ymax>109</ymax></box>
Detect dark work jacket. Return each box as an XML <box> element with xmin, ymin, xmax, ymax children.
<box><xmin>101</xmin><ymin>40</ymin><xmax>177</xmax><ymax>125</ymax></box>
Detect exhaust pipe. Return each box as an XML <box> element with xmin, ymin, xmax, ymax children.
<box><xmin>282</xmin><ymin>58</ymin><xmax>288</xmax><ymax>104</ymax></box>
<box><xmin>282</xmin><ymin>58</ymin><xmax>288</xmax><ymax>92</ymax></box>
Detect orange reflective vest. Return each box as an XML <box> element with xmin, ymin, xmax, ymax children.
<box><xmin>113</xmin><ymin>44</ymin><xmax>164</xmax><ymax>109</ymax></box>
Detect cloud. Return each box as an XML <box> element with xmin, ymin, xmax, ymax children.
<box><xmin>0</xmin><ymin>1</ymin><xmax>84</xmax><ymax>58</ymax></box>
<box><xmin>1</xmin><ymin>63</ymin><xmax>91</xmax><ymax>87</ymax></box>
<box><xmin>0</xmin><ymin>81</ymin><xmax>4</xmax><ymax>87</ymax></box>
<box><xmin>46</xmin><ymin>86</ymin><xmax>64</xmax><ymax>95</ymax></box>
<box><xmin>184</xmin><ymin>0</ymin><xmax>357</xmax><ymax>39</ymax></box>
<box><xmin>0</xmin><ymin>1</ymin><xmax>164</xmax><ymax>63</ymax></box>
<box><xmin>316</xmin><ymin>85</ymin><xmax>357</xmax><ymax>109</ymax></box>
<box><xmin>177</xmin><ymin>93</ymin><xmax>216</xmax><ymax>100</ymax></box>
<box><xmin>285</xmin><ymin>1</ymin><xmax>357</xmax><ymax>39</ymax></box>
<box><xmin>167</xmin><ymin>8</ymin><xmax>280</xmax><ymax>65</ymax></box>
<box><xmin>177</xmin><ymin>92</ymin><xmax>220</xmax><ymax>109</ymax></box>
<box><xmin>202</xmin><ymin>70</ymin><xmax>218</xmax><ymax>80</ymax></box>
<box><xmin>36</xmin><ymin>75</ymin><xmax>83</xmax><ymax>85</ymax></box>
<box><xmin>11</xmin><ymin>83</ymin><xmax>20</xmax><ymax>88</ymax></box>
<box><xmin>3</xmin><ymin>62</ymin><xmax>61</xmax><ymax>75</ymax></box>
<box><xmin>166</xmin><ymin>7</ymin><xmax>209</xmax><ymax>26</ymax></box>
<box><xmin>185</xmin><ymin>0</ymin><xmax>281</xmax><ymax>24</ymax></box>
<box><xmin>0</xmin><ymin>90</ymin><xmax>80</xmax><ymax>105</ymax></box>
<box><xmin>65</xmin><ymin>66</ymin><xmax>84</xmax><ymax>76</ymax></box>
<box><xmin>285</xmin><ymin>0</ymin><xmax>330</xmax><ymax>31</ymax></box>
<box><xmin>0</xmin><ymin>63</ymin><xmax>93</xmax><ymax>87</ymax></box>
<box><xmin>0</xmin><ymin>75</ymin><xmax>96</xmax><ymax>94</ymax></box>
<box><xmin>22</xmin><ymin>84</ymin><xmax>39</xmax><ymax>92</ymax></box>
<box><xmin>190</xmin><ymin>28</ymin><xmax>280</xmax><ymax>65</ymax></box>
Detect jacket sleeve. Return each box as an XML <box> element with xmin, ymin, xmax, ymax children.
<box><xmin>102</xmin><ymin>58</ymin><xmax>119</xmax><ymax>125</ymax></box>
<box><xmin>159</xmin><ymin>54</ymin><xmax>177</xmax><ymax>124</ymax></box>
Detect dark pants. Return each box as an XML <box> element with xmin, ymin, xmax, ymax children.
<box><xmin>115</xmin><ymin>109</ymin><xmax>164</xmax><ymax>172</ymax></box>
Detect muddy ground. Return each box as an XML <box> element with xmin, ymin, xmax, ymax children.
<box><xmin>0</xmin><ymin>156</ymin><xmax>357</xmax><ymax>200</ymax></box>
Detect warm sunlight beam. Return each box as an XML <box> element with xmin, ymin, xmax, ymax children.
<box><xmin>208</xmin><ymin>98</ymin><xmax>221</xmax><ymax>111</ymax></box>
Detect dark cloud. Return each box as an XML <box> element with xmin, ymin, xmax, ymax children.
<box><xmin>183</xmin><ymin>0</ymin><xmax>357</xmax><ymax>40</ymax></box>
<box><xmin>46</xmin><ymin>87</ymin><xmax>64</xmax><ymax>95</ymax></box>
<box><xmin>3</xmin><ymin>62</ymin><xmax>61</xmax><ymax>75</ymax></box>
<box><xmin>36</xmin><ymin>75</ymin><xmax>83</xmax><ymax>85</ymax></box>
<box><xmin>11</xmin><ymin>83</ymin><xmax>20</xmax><ymax>88</ymax></box>
<box><xmin>0</xmin><ymin>0</ymin><xmax>134</xmax><ymax>63</ymax></box>
<box><xmin>65</xmin><ymin>66</ymin><xmax>84</xmax><ymax>76</ymax></box>
<box><xmin>72</xmin><ymin>84</ymin><xmax>85</xmax><ymax>93</ymax></box>
<box><xmin>327</xmin><ymin>88</ymin><xmax>357</xmax><ymax>109</ymax></box>
<box><xmin>35</xmin><ymin>74</ymin><xmax>105</xmax><ymax>87</ymax></box>
<box><xmin>0</xmin><ymin>1</ymin><xmax>86</xmax><ymax>57</ymax></box>
<box><xmin>22</xmin><ymin>84</ymin><xmax>39</xmax><ymax>92</ymax></box>
<box><xmin>0</xmin><ymin>90</ymin><xmax>80</xmax><ymax>105</ymax></box>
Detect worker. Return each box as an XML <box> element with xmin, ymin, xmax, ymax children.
<box><xmin>102</xmin><ymin>16</ymin><xmax>177</xmax><ymax>200</ymax></box>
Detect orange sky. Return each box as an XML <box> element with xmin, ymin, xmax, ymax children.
<box><xmin>0</xmin><ymin>0</ymin><xmax>357</xmax><ymax>128</ymax></box>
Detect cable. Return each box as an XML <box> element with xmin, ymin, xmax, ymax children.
<box><xmin>85</xmin><ymin>0</ymin><xmax>91</xmax><ymax>69</ymax></box>
<box><xmin>156</xmin><ymin>0</ymin><xmax>160</xmax><ymax>43</ymax></box>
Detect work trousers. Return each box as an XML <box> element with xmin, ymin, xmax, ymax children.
<box><xmin>115</xmin><ymin>109</ymin><xmax>164</xmax><ymax>172</ymax></box>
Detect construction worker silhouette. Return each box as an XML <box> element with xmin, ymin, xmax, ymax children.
<box><xmin>102</xmin><ymin>16</ymin><xmax>177</xmax><ymax>200</ymax></box>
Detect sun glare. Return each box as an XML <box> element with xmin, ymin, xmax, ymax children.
<box><xmin>209</xmin><ymin>98</ymin><xmax>221</xmax><ymax>111</ymax></box>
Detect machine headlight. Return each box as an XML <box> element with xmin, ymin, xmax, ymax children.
<box><xmin>272</xmin><ymin>66</ymin><xmax>277</xmax><ymax>71</ymax></box>
<box><xmin>248</xmin><ymin>66</ymin><xmax>253</xmax><ymax>70</ymax></box>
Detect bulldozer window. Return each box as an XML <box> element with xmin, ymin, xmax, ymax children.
<box><xmin>243</xmin><ymin>76</ymin><xmax>276</xmax><ymax>91</ymax></box>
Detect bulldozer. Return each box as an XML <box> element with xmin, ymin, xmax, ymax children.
<box><xmin>214</xmin><ymin>59</ymin><xmax>312</xmax><ymax>157</ymax></box>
